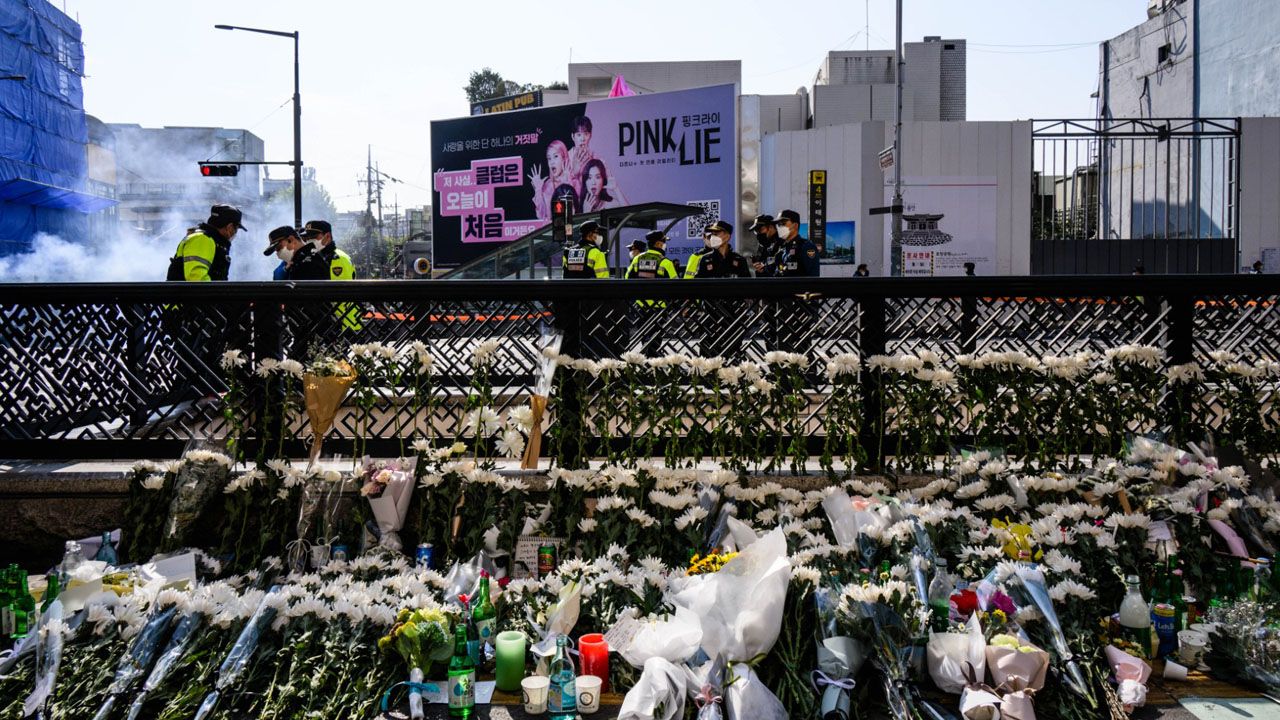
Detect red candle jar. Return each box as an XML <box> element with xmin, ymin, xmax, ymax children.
<box><xmin>578</xmin><ymin>633</ymin><xmax>609</xmax><ymax>692</ymax></box>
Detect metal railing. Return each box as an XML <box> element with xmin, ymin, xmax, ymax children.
<box><xmin>0</xmin><ymin>276</ymin><xmax>1275</xmax><ymax>460</ymax></box>
<box><xmin>1032</xmin><ymin>118</ymin><xmax>1240</xmax><ymax>274</ymax></box>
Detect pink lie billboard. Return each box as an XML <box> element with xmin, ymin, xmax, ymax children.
<box><xmin>430</xmin><ymin>83</ymin><xmax>737</xmax><ymax>268</ymax></box>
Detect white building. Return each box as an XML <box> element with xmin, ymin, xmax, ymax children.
<box><xmin>812</xmin><ymin>38</ymin><xmax>967</xmax><ymax>126</ymax></box>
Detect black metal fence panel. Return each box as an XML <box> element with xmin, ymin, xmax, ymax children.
<box><xmin>0</xmin><ymin>277</ymin><xmax>1274</xmax><ymax>460</ymax></box>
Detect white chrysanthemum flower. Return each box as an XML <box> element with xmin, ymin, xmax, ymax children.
<box><xmin>1044</xmin><ymin>549</ymin><xmax>1083</xmax><ymax>575</ymax></box>
<box><xmin>978</xmin><ymin>460</ymin><xmax>1008</xmax><ymax>478</ymax></box>
<box><xmin>1103</xmin><ymin>513</ymin><xmax>1151</xmax><ymax>530</ymax></box>
<box><xmin>750</xmin><ymin>377</ymin><xmax>775</xmax><ymax>394</ymax></box>
<box><xmin>1206</xmin><ymin>507</ymin><xmax>1229</xmax><ymax>521</ymax></box>
<box><xmin>277</xmin><ymin>359</ymin><xmax>304</xmax><ymax>378</ymax></box>
<box><xmin>792</xmin><ymin>566</ymin><xmax>822</xmax><ymax>588</ymax></box>
<box><xmin>1094</xmin><ymin>533</ymin><xmax>1117</xmax><ymax>549</ymax></box>
<box><xmin>594</xmin><ymin>494</ymin><xmax>632</xmax><ymax>512</ymax></box>
<box><xmin>255</xmin><ymin>357</ymin><xmax>280</xmax><ymax>377</ymax></box>
<box><xmin>466</xmin><ymin>407</ymin><xmax>502</xmax><ymax>437</ymax></box>
<box><xmin>471</xmin><ymin>338</ymin><xmax>502</xmax><ymax>365</ymax></box>
<box><xmin>1090</xmin><ymin>371</ymin><xmax>1116</xmax><ymax>386</ymax></box>
<box><xmin>674</xmin><ymin>505</ymin><xmax>709</xmax><ymax>530</ymax></box>
<box><xmin>974</xmin><ymin>494</ymin><xmax>1015</xmax><ymax>513</ymax></box>
<box><xmin>141</xmin><ymin>474</ymin><xmax>165</xmax><ymax>491</ymax></box>
<box><xmin>496</xmin><ymin>428</ymin><xmax>526</xmax><ymax>459</ymax></box>
<box><xmin>185</xmin><ymin>449</ymin><xmax>234</xmax><ymax>468</ymax></box>
<box><xmin>955</xmin><ymin>480</ymin><xmax>989</xmax><ymax>500</ymax></box>
<box><xmin>626</xmin><ymin>508</ymin><xmax>656</xmax><ymax>527</ymax></box>
<box><xmin>219</xmin><ymin>349</ymin><xmax>246</xmax><ymax>370</ymax></box>
<box><xmin>509</xmin><ymin>405</ymin><xmax>536</xmax><ymax>431</ymax></box>
<box><xmin>1049</xmin><ymin>579</ymin><xmax>1097</xmax><ymax>602</ymax></box>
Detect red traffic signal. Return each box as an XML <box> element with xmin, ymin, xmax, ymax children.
<box><xmin>199</xmin><ymin>163</ymin><xmax>240</xmax><ymax>177</ymax></box>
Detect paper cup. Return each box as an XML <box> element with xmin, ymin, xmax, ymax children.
<box><xmin>1163</xmin><ymin>660</ymin><xmax>1188</xmax><ymax>681</ymax></box>
<box><xmin>310</xmin><ymin>544</ymin><xmax>331</xmax><ymax>569</ymax></box>
<box><xmin>576</xmin><ymin>674</ymin><xmax>602</xmax><ymax>714</ymax></box>
<box><xmin>1178</xmin><ymin>630</ymin><xmax>1207</xmax><ymax>667</ymax></box>
<box><xmin>522</xmin><ymin>675</ymin><xmax>550</xmax><ymax>714</ymax></box>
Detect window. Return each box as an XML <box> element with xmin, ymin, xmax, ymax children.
<box><xmin>1158</xmin><ymin>43</ymin><xmax>1172</xmax><ymax>64</ymax></box>
<box><xmin>577</xmin><ymin>77</ymin><xmax>612</xmax><ymax>97</ymax></box>
<box><xmin>944</xmin><ymin>44</ymin><xmax>955</xmax><ymax>50</ymax></box>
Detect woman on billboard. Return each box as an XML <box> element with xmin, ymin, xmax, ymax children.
<box><xmin>580</xmin><ymin>159</ymin><xmax>629</xmax><ymax>212</ymax></box>
<box><xmin>528</xmin><ymin>140</ymin><xmax>573</xmax><ymax>220</ymax></box>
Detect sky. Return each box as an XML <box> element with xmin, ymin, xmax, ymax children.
<box><xmin>61</xmin><ymin>0</ymin><xmax>1146</xmax><ymax>214</ymax></box>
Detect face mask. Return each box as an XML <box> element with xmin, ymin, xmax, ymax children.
<box><xmin>707</xmin><ymin>235</ymin><xmax>724</xmax><ymax>249</ymax></box>
<box><xmin>776</xmin><ymin>224</ymin><xmax>792</xmax><ymax>241</ymax></box>
<box><xmin>276</xmin><ymin>247</ymin><xmax>294</xmax><ymax>262</ymax></box>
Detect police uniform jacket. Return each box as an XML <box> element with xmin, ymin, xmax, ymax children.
<box><xmin>167</xmin><ymin>224</ymin><xmax>231</xmax><ymax>281</ymax></box>
<box><xmin>694</xmin><ymin>248</ymin><xmax>751</xmax><ymax>278</ymax></box>
<box><xmin>683</xmin><ymin>248</ymin><xmax>712</xmax><ymax>279</ymax></box>
<box><xmin>773</xmin><ymin>236</ymin><xmax>821</xmax><ymax>277</ymax></box>
<box><xmin>288</xmin><ymin>242</ymin><xmax>356</xmax><ymax>281</ymax></box>
<box><xmin>625</xmin><ymin>248</ymin><xmax>678</xmax><ymax>279</ymax></box>
<box><xmin>562</xmin><ymin>241</ymin><xmax>609</xmax><ymax>278</ymax></box>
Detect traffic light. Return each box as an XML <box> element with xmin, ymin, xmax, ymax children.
<box><xmin>551</xmin><ymin>196</ymin><xmax>572</xmax><ymax>244</ymax></box>
<box><xmin>199</xmin><ymin>163</ymin><xmax>240</xmax><ymax>177</ymax></box>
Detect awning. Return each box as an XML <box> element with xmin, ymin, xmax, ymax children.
<box><xmin>0</xmin><ymin>178</ymin><xmax>117</xmax><ymax>213</ymax></box>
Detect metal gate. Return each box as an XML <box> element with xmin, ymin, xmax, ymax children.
<box><xmin>1031</xmin><ymin>118</ymin><xmax>1240</xmax><ymax>274</ymax></box>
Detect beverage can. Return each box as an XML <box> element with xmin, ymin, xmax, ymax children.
<box><xmin>331</xmin><ymin>545</ymin><xmax>348</xmax><ymax>562</ymax></box>
<box><xmin>1153</xmin><ymin>603</ymin><xmax>1177</xmax><ymax>657</ymax></box>
<box><xmin>416</xmin><ymin>543</ymin><xmax>435</xmax><ymax>569</ymax></box>
<box><xmin>538</xmin><ymin>544</ymin><xmax>557</xmax><ymax>578</ymax></box>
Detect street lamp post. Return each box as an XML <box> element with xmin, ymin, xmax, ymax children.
<box><xmin>215</xmin><ymin>24</ymin><xmax>302</xmax><ymax>230</ymax></box>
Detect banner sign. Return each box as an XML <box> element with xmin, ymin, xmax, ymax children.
<box><xmin>471</xmin><ymin>89</ymin><xmax>543</xmax><ymax>116</ymax></box>
<box><xmin>808</xmin><ymin>170</ymin><xmax>827</xmax><ymax>253</ymax></box>
<box><xmin>883</xmin><ymin>176</ymin><xmax>997</xmax><ymax>276</ymax></box>
<box><xmin>432</xmin><ymin>83</ymin><xmax>737</xmax><ymax>268</ymax></box>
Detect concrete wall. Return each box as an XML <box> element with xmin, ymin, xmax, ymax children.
<box><xmin>814</xmin><ymin>83</ymin><xmax>915</xmax><ymax>126</ymax></box>
<box><xmin>1097</xmin><ymin>0</ymin><xmax>1195</xmax><ymax>119</ymax></box>
<box><xmin>1239</xmin><ymin>117</ymin><xmax>1280</xmax><ymax>270</ymax></box>
<box><xmin>762</xmin><ymin>121</ymin><xmax>1031</xmax><ymax>276</ymax></box>
<box><xmin>813</xmin><ymin>39</ymin><xmax>965</xmax><ymax>125</ymax></box>
<box><xmin>1199</xmin><ymin>0</ymin><xmax>1280</xmax><ymax>117</ymax></box>
<box><xmin>567</xmin><ymin>60</ymin><xmax>741</xmax><ymax>102</ymax></box>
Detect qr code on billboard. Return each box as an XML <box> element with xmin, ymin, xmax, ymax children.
<box><xmin>685</xmin><ymin>200</ymin><xmax>720</xmax><ymax>240</ymax></box>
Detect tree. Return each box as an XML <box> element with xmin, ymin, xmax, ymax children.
<box><xmin>465</xmin><ymin>68</ymin><xmax>519</xmax><ymax>103</ymax></box>
<box><xmin>263</xmin><ymin>181</ymin><xmax>338</xmax><ymax>226</ymax></box>
<box><xmin>464</xmin><ymin>68</ymin><xmax>564</xmax><ymax>103</ymax></box>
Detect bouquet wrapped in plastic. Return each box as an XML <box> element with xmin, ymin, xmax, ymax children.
<box><xmin>1104</xmin><ymin>645</ymin><xmax>1151</xmax><ymax>713</ymax></box>
<box><xmin>669</xmin><ymin>528</ymin><xmax>792</xmax><ymax>720</ymax></box>
<box><xmin>928</xmin><ymin>614</ymin><xmax>986</xmax><ymax>695</ymax></box>
<box><xmin>378</xmin><ymin>607</ymin><xmax>452</xmax><ymax>720</ymax></box>
<box><xmin>91</xmin><ymin>605</ymin><xmax>179</xmax><ymax>720</ymax></box>
<box><xmin>530</xmin><ymin>577</ymin><xmax>583</xmax><ymax>672</ymax></box>
<box><xmin>303</xmin><ymin>360</ymin><xmax>356</xmax><ymax>464</ymax></box>
<box><xmin>124</xmin><ymin>610</ymin><xmax>205</xmax><ymax>720</ymax></box>
<box><xmin>162</xmin><ymin>450</ymin><xmax>231</xmax><ymax>550</ymax></box>
<box><xmin>22</xmin><ymin>599</ymin><xmax>66</xmax><ymax>718</ymax></box>
<box><xmin>359</xmin><ymin>459</ymin><xmax>415</xmax><ymax>553</ymax></box>
<box><xmin>193</xmin><ymin>586</ymin><xmax>282</xmax><ymax>720</ymax></box>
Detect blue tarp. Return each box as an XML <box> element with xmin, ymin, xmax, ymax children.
<box><xmin>0</xmin><ymin>0</ymin><xmax>91</xmax><ymax>252</ymax></box>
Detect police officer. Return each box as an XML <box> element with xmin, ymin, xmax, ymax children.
<box><xmin>167</xmin><ymin>204</ymin><xmax>244</xmax><ymax>281</ymax></box>
<box><xmin>625</xmin><ymin>238</ymin><xmax>647</xmax><ymax>268</ymax></box>
<box><xmin>562</xmin><ymin>220</ymin><xmax>609</xmax><ymax>278</ymax></box>
<box><xmin>289</xmin><ymin>220</ymin><xmax>356</xmax><ymax>281</ymax></box>
<box><xmin>693</xmin><ymin>221</ymin><xmax>751</xmax><ymax>278</ymax></box>
<box><xmin>749</xmin><ymin>214</ymin><xmax>780</xmax><ymax>276</ymax></box>
<box><xmin>264</xmin><ymin>225</ymin><xmax>304</xmax><ymax>280</ymax></box>
<box><xmin>770</xmin><ymin>209</ymin><xmax>820</xmax><ymax>277</ymax></box>
<box><xmin>683</xmin><ymin>229</ymin><xmax>715</xmax><ymax>279</ymax></box>
<box><xmin>626</xmin><ymin>231</ymin><xmax>679</xmax><ymax>280</ymax></box>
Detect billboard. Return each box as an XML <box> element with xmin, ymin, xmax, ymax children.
<box><xmin>431</xmin><ymin>83</ymin><xmax>737</xmax><ymax>268</ymax></box>
<box><xmin>883</xmin><ymin>177</ymin><xmax>997</xmax><ymax>276</ymax></box>
<box><xmin>471</xmin><ymin>90</ymin><xmax>543</xmax><ymax>116</ymax></box>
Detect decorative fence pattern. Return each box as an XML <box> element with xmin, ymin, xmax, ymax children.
<box><xmin>0</xmin><ymin>277</ymin><xmax>1275</xmax><ymax>461</ymax></box>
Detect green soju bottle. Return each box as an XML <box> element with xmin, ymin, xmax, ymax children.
<box><xmin>472</xmin><ymin>571</ymin><xmax>497</xmax><ymax>653</ymax></box>
<box><xmin>447</xmin><ymin>624</ymin><xmax>476</xmax><ymax>718</ymax></box>
<box><xmin>0</xmin><ymin>567</ymin><xmax>12</xmax><ymax>637</ymax></box>
<box><xmin>40</xmin><ymin>571</ymin><xmax>60</xmax><ymax>614</ymax></box>
<box><xmin>11</xmin><ymin>570</ymin><xmax>34</xmax><ymax>639</ymax></box>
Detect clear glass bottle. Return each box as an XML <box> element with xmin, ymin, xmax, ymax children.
<box><xmin>548</xmin><ymin>635</ymin><xmax>577</xmax><ymax>720</ymax></box>
<box><xmin>927</xmin><ymin>558</ymin><xmax>954</xmax><ymax>632</ymax></box>
<box><xmin>1119</xmin><ymin>574</ymin><xmax>1152</xmax><ymax>658</ymax></box>
<box><xmin>59</xmin><ymin>540</ymin><xmax>86</xmax><ymax>580</ymax></box>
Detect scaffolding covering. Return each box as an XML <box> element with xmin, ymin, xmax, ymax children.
<box><xmin>0</xmin><ymin>0</ymin><xmax>97</xmax><ymax>250</ymax></box>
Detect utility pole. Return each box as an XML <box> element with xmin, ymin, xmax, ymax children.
<box><xmin>376</xmin><ymin>161</ymin><xmax>384</xmax><ymax>277</ymax></box>
<box><xmin>890</xmin><ymin>0</ymin><xmax>905</xmax><ymax>276</ymax></box>
<box><xmin>365</xmin><ymin>145</ymin><xmax>374</xmax><ymax>276</ymax></box>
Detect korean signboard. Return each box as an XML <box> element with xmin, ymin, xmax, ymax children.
<box><xmin>431</xmin><ymin>84</ymin><xmax>737</xmax><ymax>268</ymax></box>
<box><xmin>883</xmin><ymin>176</ymin><xmax>998</xmax><ymax>276</ymax></box>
